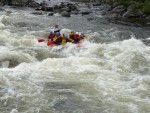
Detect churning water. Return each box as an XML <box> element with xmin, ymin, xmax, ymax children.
<box><xmin>0</xmin><ymin>2</ymin><xmax>150</xmax><ymax>113</ymax></box>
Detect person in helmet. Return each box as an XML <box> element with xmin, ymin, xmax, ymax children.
<box><xmin>63</xmin><ymin>35</ymin><xmax>73</xmax><ymax>43</ymax></box>
<box><xmin>54</xmin><ymin>24</ymin><xmax>61</xmax><ymax>34</ymax></box>
<box><xmin>47</xmin><ymin>31</ymin><xmax>55</xmax><ymax>41</ymax></box>
<box><xmin>53</xmin><ymin>32</ymin><xmax>62</xmax><ymax>45</ymax></box>
<box><xmin>61</xmin><ymin>34</ymin><xmax>67</xmax><ymax>46</ymax></box>
<box><xmin>79</xmin><ymin>32</ymin><xmax>86</xmax><ymax>40</ymax></box>
<box><xmin>73</xmin><ymin>32</ymin><xmax>80</xmax><ymax>43</ymax></box>
<box><xmin>69</xmin><ymin>30</ymin><xmax>75</xmax><ymax>40</ymax></box>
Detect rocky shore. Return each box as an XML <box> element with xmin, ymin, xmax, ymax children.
<box><xmin>0</xmin><ymin>0</ymin><xmax>149</xmax><ymax>27</ymax></box>
<box><xmin>95</xmin><ymin>2</ymin><xmax>150</xmax><ymax>27</ymax></box>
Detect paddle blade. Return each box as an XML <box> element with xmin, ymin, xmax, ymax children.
<box><xmin>38</xmin><ymin>39</ymin><xmax>45</xmax><ymax>42</ymax></box>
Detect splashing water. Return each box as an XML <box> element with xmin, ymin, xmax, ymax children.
<box><xmin>0</xmin><ymin>5</ymin><xmax>150</xmax><ymax>113</ymax></box>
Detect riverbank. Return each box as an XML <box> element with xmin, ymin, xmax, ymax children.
<box><xmin>71</xmin><ymin>0</ymin><xmax>150</xmax><ymax>27</ymax></box>
<box><xmin>0</xmin><ymin>0</ymin><xmax>149</xmax><ymax>26</ymax></box>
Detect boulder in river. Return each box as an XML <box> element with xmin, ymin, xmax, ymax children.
<box><xmin>48</xmin><ymin>12</ymin><xmax>54</xmax><ymax>16</ymax></box>
<box><xmin>61</xmin><ymin>11</ymin><xmax>71</xmax><ymax>17</ymax></box>
<box><xmin>31</xmin><ymin>11</ymin><xmax>42</xmax><ymax>15</ymax></box>
<box><xmin>123</xmin><ymin>10</ymin><xmax>139</xmax><ymax>18</ymax></box>
<box><xmin>81</xmin><ymin>10</ymin><xmax>92</xmax><ymax>15</ymax></box>
<box><xmin>112</xmin><ymin>5</ymin><xmax>125</xmax><ymax>13</ymax></box>
<box><xmin>42</xmin><ymin>6</ymin><xmax>54</xmax><ymax>12</ymax></box>
<box><xmin>28</xmin><ymin>1</ymin><xmax>40</xmax><ymax>8</ymax></box>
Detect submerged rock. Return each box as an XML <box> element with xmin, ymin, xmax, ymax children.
<box><xmin>28</xmin><ymin>1</ymin><xmax>40</xmax><ymax>8</ymax></box>
<box><xmin>112</xmin><ymin>5</ymin><xmax>125</xmax><ymax>13</ymax></box>
<box><xmin>48</xmin><ymin>12</ymin><xmax>54</xmax><ymax>16</ymax></box>
<box><xmin>80</xmin><ymin>10</ymin><xmax>92</xmax><ymax>15</ymax></box>
<box><xmin>31</xmin><ymin>11</ymin><xmax>42</xmax><ymax>15</ymax></box>
<box><xmin>61</xmin><ymin>11</ymin><xmax>71</xmax><ymax>17</ymax></box>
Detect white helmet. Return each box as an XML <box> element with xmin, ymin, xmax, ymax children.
<box><xmin>75</xmin><ymin>32</ymin><xmax>79</xmax><ymax>35</ymax></box>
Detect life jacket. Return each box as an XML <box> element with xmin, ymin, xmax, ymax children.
<box><xmin>53</xmin><ymin>35</ymin><xmax>62</xmax><ymax>45</ymax></box>
<box><xmin>69</xmin><ymin>32</ymin><xmax>75</xmax><ymax>40</ymax></box>
<box><xmin>48</xmin><ymin>34</ymin><xmax>55</xmax><ymax>41</ymax></box>
<box><xmin>61</xmin><ymin>35</ymin><xmax>67</xmax><ymax>46</ymax></box>
<box><xmin>74</xmin><ymin>34</ymin><xmax>80</xmax><ymax>43</ymax></box>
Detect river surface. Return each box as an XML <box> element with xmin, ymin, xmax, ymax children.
<box><xmin>0</xmin><ymin>0</ymin><xmax>150</xmax><ymax>113</ymax></box>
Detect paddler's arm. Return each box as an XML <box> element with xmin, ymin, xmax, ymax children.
<box><xmin>68</xmin><ymin>37</ymin><xmax>74</xmax><ymax>42</ymax></box>
<box><xmin>53</xmin><ymin>36</ymin><xmax>57</xmax><ymax>42</ymax></box>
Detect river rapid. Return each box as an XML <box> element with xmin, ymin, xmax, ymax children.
<box><xmin>0</xmin><ymin>0</ymin><xmax>150</xmax><ymax>113</ymax></box>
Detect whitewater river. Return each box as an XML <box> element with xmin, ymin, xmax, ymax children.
<box><xmin>0</xmin><ymin>1</ymin><xmax>150</xmax><ymax>113</ymax></box>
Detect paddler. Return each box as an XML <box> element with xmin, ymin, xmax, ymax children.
<box><xmin>54</xmin><ymin>24</ymin><xmax>61</xmax><ymax>34</ymax></box>
<box><xmin>53</xmin><ymin>32</ymin><xmax>62</xmax><ymax>45</ymax></box>
<box><xmin>73</xmin><ymin>32</ymin><xmax>80</xmax><ymax>43</ymax></box>
<box><xmin>47</xmin><ymin>31</ymin><xmax>55</xmax><ymax>41</ymax></box>
<box><xmin>61</xmin><ymin>34</ymin><xmax>67</xmax><ymax>46</ymax></box>
<box><xmin>69</xmin><ymin>30</ymin><xmax>75</xmax><ymax>40</ymax></box>
<box><xmin>79</xmin><ymin>32</ymin><xmax>86</xmax><ymax>40</ymax></box>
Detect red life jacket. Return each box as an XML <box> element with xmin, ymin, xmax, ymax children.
<box><xmin>55</xmin><ymin>36</ymin><xmax>62</xmax><ymax>43</ymax></box>
<box><xmin>74</xmin><ymin>35</ymin><xmax>80</xmax><ymax>41</ymax></box>
<box><xmin>48</xmin><ymin>34</ymin><xmax>55</xmax><ymax>39</ymax></box>
<box><xmin>69</xmin><ymin>33</ymin><xmax>75</xmax><ymax>40</ymax></box>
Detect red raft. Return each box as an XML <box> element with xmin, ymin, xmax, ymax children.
<box><xmin>38</xmin><ymin>39</ymin><xmax>82</xmax><ymax>47</ymax></box>
<box><xmin>47</xmin><ymin>41</ymin><xmax>57</xmax><ymax>46</ymax></box>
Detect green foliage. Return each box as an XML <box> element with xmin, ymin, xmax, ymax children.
<box><xmin>142</xmin><ymin>0</ymin><xmax>150</xmax><ymax>14</ymax></box>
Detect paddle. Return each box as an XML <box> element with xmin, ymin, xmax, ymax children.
<box><xmin>38</xmin><ymin>39</ymin><xmax>45</xmax><ymax>43</ymax></box>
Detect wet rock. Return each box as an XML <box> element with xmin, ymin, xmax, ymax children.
<box><xmin>146</xmin><ymin>15</ymin><xmax>150</xmax><ymax>20</ymax></box>
<box><xmin>28</xmin><ymin>1</ymin><xmax>40</xmax><ymax>8</ymax></box>
<box><xmin>127</xmin><ymin>4</ymin><xmax>136</xmax><ymax>11</ymax></box>
<box><xmin>48</xmin><ymin>12</ymin><xmax>54</xmax><ymax>16</ymax></box>
<box><xmin>112</xmin><ymin>2</ymin><xmax>120</xmax><ymax>8</ymax></box>
<box><xmin>35</xmin><ymin>7</ymin><xmax>42</xmax><ymax>11</ymax></box>
<box><xmin>53</xmin><ymin>99</ymin><xmax>82</xmax><ymax>112</ymax></box>
<box><xmin>71</xmin><ymin>10</ymin><xmax>79</xmax><ymax>15</ymax></box>
<box><xmin>40</xmin><ymin>0</ymin><xmax>48</xmax><ymax>8</ymax></box>
<box><xmin>53</xmin><ymin>5</ymin><xmax>61</xmax><ymax>12</ymax></box>
<box><xmin>146</xmin><ymin>22</ymin><xmax>150</xmax><ymax>27</ymax></box>
<box><xmin>101</xmin><ymin>4</ymin><xmax>112</xmax><ymax>12</ymax></box>
<box><xmin>59</xmin><ymin>7</ymin><xmax>71</xmax><ymax>12</ymax></box>
<box><xmin>105</xmin><ymin>13</ymin><xmax>121</xmax><ymax>23</ymax></box>
<box><xmin>123</xmin><ymin>10</ymin><xmax>139</xmax><ymax>18</ymax></box>
<box><xmin>0</xmin><ymin>2</ymin><xmax>4</xmax><ymax>6</ymax></box>
<box><xmin>61</xmin><ymin>11</ymin><xmax>71</xmax><ymax>17</ymax></box>
<box><xmin>0</xmin><ymin>8</ymin><xmax>5</xmax><ymax>11</ymax></box>
<box><xmin>31</xmin><ymin>11</ymin><xmax>42</xmax><ymax>15</ymax></box>
<box><xmin>101</xmin><ymin>11</ymin><xmax>107</xmax><ymax>15</ymax></box>
<box><xmin>67</xmin><ymin>3</ymin><xmax>77</xmax><ymax>11</ymax></box>
<box><xmin>42</xmin><ymin>6</ymin><xmax>54</xmax><ymax>11</ymax></box>
<box><xmin>142</xmin><ymin>39</ymin><xmax>150</xmax><ymax>46</ymax></box>
<box><xmin>81</xmin><ymin>11</ymin><xmax>92</xmax><ymax>15</ymax></box>
<box><xmin>112</xmin><ymin>5</ymin><xmax>125</xmax><ymax>13</ymax></box>
<box><xmin>93</xmin><ymin>3</ymin><xmax>101</xmax><ymax>6</ymax></box>
<box><xmin>6</xmin><ymin>10</ymin><xmax>13</xmax><ymax>14</ymax></box>
<box><xmin>87</xmin><ymin>17</ymin><xmax>94</xmax><ymax>21</ymax></box>
<box><xmin>137</xmin><ymin>10</ymin><xmax>144</xmax><ymax>17</ymax></box>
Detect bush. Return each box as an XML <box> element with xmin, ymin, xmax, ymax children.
<box><xmin>142</xmin><ymin>0</ymin><xmax>150</xmax><ymax>14</ymax></box>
